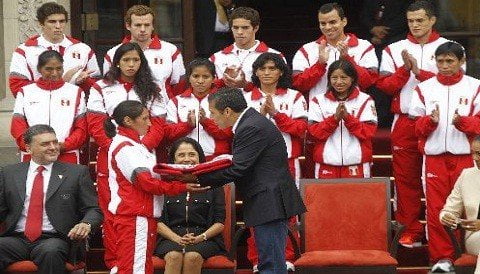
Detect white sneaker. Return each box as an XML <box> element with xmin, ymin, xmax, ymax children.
<box><xmin>431</xmin><ymin>259</ymin><xmax>454</xmax><ymax>273</ymax></box>
<box><xmin>253</xmin><ymin>264</ymin><xmax>259</xmax><ymax>273</ymax></box>
<box><xmin>286</xmin><ymin>261</ymin><xmax>295</xmax><ymax>271</ymax></box>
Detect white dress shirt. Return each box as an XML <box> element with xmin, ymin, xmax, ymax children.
<box><xmin>232</xmin><ymin>107</ymin><xmax>250</xmax><ymax>133</ymax></box>
<box><xmin>15</xmin><ymin>161</ymin><xmax>56</xmax><ymax>233</ymax></box>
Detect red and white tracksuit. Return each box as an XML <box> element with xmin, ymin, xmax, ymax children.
<box><xmin>308</xmin><ymin>87</ymin><xmax>377</xmax><ymax>179</ymax></box>
<box><xmin>292</xmin><ymin>33</ymin><xmax>378</xmax><ymax>102</ymax></box>
<box><xmin>108</xmin><ymin>126</ymin><xmax>186</xmax><ymax>274</ymax></box>
<box><xmin>376</xmin><ymin>31</ymin><xmax>456</xmax><ymax>237</ymax></box>
<box><xmin>210</xmin><ymin>40</ymin><xmax>284</xmax><ymax>88</ymax></box>
<box><xmin>103</xmin><ymin>35</ymin><xmax>186</xmax><ymax>99</ymax></box>
<box><xmin>11</xmin><ymin>78</ymin><xmax>87</xmax><ymax>164</ymax></box>
<box><xmin>166</xmin><ymin>88</ymin><xmax>232</xmax><ymax>160</ymax></box>
<box><xmin>409</xmin><ymin>72</ymin><xmax>480</xmax><ymax>262</ymax></box>
<box><xmin>9</xmin><ymin>34</ymin><xmax>101</xmax><ymax>97</ymax></box>
<box><xmin>87</xmin><ymin>79</ymin><xmax>167</xmax><ymax>269</ymax></box>
<box><xmin>243</xmin><ymin>87</ymin><xmax>308</xmax><ymax>266</ymax></box>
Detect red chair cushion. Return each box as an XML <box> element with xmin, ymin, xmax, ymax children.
<box><xmin>203</xmin><ymin>255</ymin><xmax>235</xmax><ymax>268</ymax></box>
<box><xmin>294</xmin><ymin>250</ymin><xmax>398</xmax><ymax>267</ymax></box>
<box><xmin>152</xmin><ymin>256</ymin><xmax>166</xmax><ymax>268</ymax></box>
<box><xmin>153</xmin><ymin>255</ymin><xmax>235</xmax><ymax>269</ymax></box>
<box><xmin>6</xmin><ymin>261</ymin><xmax>85</xmax><ymax>271</ymax></box>
<box><xmin>454</xmin><ymin>253</ymin><xmax>478</xmax><ymax>266</ymax></box>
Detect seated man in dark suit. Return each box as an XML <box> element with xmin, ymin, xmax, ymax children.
<box><xmin>0</xmin><ymin>124</ymin><xmax>103</xmax><ymax>273</ymax></box>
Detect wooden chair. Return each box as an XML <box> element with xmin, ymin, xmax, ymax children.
<box><xmin>153</xmin><ymin>183</ymin><xmax>237</xmax><ymax>274</ymax></box>
<box><xmin>444</xmin><ymin>226</ymin><xmax>478</xmax><ymax>274</ymax></box>
<box><xmin>293</xmin><ymin>178</ymin><xmax>403</xmax><ymax>274</ymax></box>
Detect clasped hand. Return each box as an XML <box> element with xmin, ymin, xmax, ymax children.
<box><xmin>175</xmin><ymin>233</ymin><xmax>204</xmax><ymax>246</ymax></box>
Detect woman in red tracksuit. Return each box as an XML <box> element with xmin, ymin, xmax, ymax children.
<box><xmin>166</xmin><ymin>58</ymin><xmax>232</xmax><ymax>161</ymax></box>
<box><xmin>105</xmin><ymin>100</ymin><xmax>206</xmax><ymax>274</ymax></box>
<box><xmin>11</xmin><ymin>50</ymin><xmax>87</xmax><ymax>164</ymax></box>
<box><xmin>308</xmin><ymin>58</ymin><xmax>377</xmax><ymax>179</ymax></box>
<box><xmin>86</xmin><ymin>42</ymin><xmax>166</xmax><ymax>271</ymax></box>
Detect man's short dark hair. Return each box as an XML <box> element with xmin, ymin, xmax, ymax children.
<box><xmin>318</xmin><ymin>3</ymin><xmax>345</xmax><ymax>19</ymax></box>
<box><xmin>407</xmin><ymin>0</ymin><xmax>436</xmax><ymax>18</ymax></box>
<box><xmin>230</xmin><ymin>7</ymin><xmax>260</xmax><ymax>28</ymax></box>
<box><xmin>473</xmin><ymin>135</ymin><xmax>480</xmax><ymax>144</ymax></box>
<box><xmin>208</xmin><ymin>88</ymin><xmax>247</xmax><ymax>113</ymax></box>
<box><xmin>37</xmin><ymin>2</ymin><xmax>68</xmax><ymax>24</ymax></box>
<box><xmin>435</xmin><ymin>41</ymin><xmax>465</xmax><ymax>60</ymax></box>
<box><xmin>24</xmin><ymin>124</ymin><xmax>56</xmax><ymax>145</ymax></box>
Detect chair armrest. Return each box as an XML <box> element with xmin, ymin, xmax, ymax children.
<box><xmin>229</xmin><ymin>224</ymin><xmax>247</xmax><ymax>261</ymax></box>
<box><xmin>389</xmin><ymin>220</ymin><xmax>405</xmax><ymax>257</ymax></box>
<box><xmin>443</xmin><ymin>225</ymin><xmax>462</xmax><ymax>259</ymax></box>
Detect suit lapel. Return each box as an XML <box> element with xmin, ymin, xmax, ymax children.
<box><xmin>15</xmin><ymin>162</ymin><xmax>30</xmax><ymax>202</ymax></box>
<box><xmin>46</xmin><ymin>162</ymin><xmax>66</xmax><ymax>201</ymax></box>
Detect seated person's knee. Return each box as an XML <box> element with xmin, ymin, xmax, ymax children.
<box><xmin>183</xmin><ymin>252</ymin><xmax>204</xmax><ymax>266</ymax></box>
<box><xmin>164</xmin><ymin>251</ymin><xmax>184</xmax><ymax>264</ymax></box>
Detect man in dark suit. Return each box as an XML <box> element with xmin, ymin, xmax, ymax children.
<box><xmin>181</xmin><ymin>87</ymin><xmax>306</xmax><ymax>273</ymax></box>
<box><xmin>0</xmin><ymin>124</ymin><xmax>102</xmax><ymax>273</ymax></box>
<box><xmin>195</xmin><ymin>0</ymin><xmax>234</xmax><ymax>58</ymax></box>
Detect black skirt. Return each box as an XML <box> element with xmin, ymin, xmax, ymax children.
<box><xmin>154</xmin><ymin>238</ymin><xmax>224</xmax><ymax>259</ymax></box>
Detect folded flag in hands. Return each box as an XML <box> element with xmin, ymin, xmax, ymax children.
<box><xmin>153</xmin><ymin>154</ymin><xmax>233</xmax><ymax>176</ymax></box>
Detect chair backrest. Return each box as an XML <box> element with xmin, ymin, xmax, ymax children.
<box><xmin>300</xmin><ymin>178</ymin><xmax>391</xmax><ymax>252</ymax></box>
<box><xmin>222</xmin><ymin>183</ymin><xmax>236</xmax><ymax>251</ymax></box>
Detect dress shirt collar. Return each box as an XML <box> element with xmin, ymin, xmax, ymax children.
<box><xmin>29</xmin><ymin>161</ymin><xmax>54</xmax><ymax>174</ymax></box>
<box><xmin>232</xmin><ymin>107</ymin><xmax>250</xmax><ymax>133</ymax></box>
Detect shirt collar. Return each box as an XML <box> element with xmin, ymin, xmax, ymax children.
<box><xmin>223</xmin><ymin>40</ymin><xmax>270</xmax><ymax>54</ymax></box>
<box><xmin>232</xmin><ymin>107</ymin><xmax>250</xmax><ymax>133</ymax></box>
<box><xmin>250</xmin><ymin>87</ymin><xmax>287</xmax><ymax>100</ymax></box>
<box><xmin>406</xmin><ymin>30</ymin><xmax>440</xmax><ymax>44</ymax></box>
<box><xmin>233</xmin><ymin>40</ymin><xmax>260</xmax><ymax>53</ymax></box>
<box><xmin>121</xmin><ymin>34</ymin><xmax>162</xmax><ymax>49</ymax></box>
<box><xmin>38</xmin><ymin>34</ymin><xmax>71</xmax><ymax>48</ymax></box>
<box><xmin>29</xmin><ymin>160</ymin><xmax>54</xmax><ymax>174</ymax></box>
<box><xmin>316</xmin><ymin>33</ymin><xmax>359</xmax><ymax>47</ymax></box>
<box><xmin>118</xmin><ymin>126</ymin><xmax>142</xmax><ymax>143</ymax></box>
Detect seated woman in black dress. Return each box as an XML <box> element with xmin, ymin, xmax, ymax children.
<box><xmin>155</xmin><ymin>137</ymin><xmax>226</xmax><ymax>274</ymax></box>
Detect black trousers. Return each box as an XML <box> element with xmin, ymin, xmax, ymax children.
<box><xmin>0</xmin><ymin>232</ymin><xmax>69</xmax><ymax>274</ymax></box>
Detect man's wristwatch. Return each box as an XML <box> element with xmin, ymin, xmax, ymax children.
<box><xmin>201</xmin><ymin>233</ymin><xmax>208</xmax><ymax>241</ymax></box>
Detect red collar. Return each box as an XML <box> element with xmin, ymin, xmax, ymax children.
<box><xmin>180</xmin><ymin>87</ymin><xmax>216</xmax><ymax>99</ymax></box>
<box><xmin>118</xmin><ymin>126</ymin><xmax>141</xmax><ymax>143</ymax></box>
<box><xmin>325</xmin><ymin>86</ymin><xmax>360</xmax><ymax>101</ymax></box>
<box><xmin>36</xmin><ymin>77</ymin><xmax>65</xmax><ymax>90</ymax></box>
<box><xmin>406</xmin><ymin>30</ymin><xmax>440</xmax><ymax>44</ymax></box>
<box><xmin>24</xmin><ymin>35</ymin><xmax>80</xmax><ymax>47</ymax></box>
<box><xmin>118</xmin><ymin>78</ymin><xmax>134</xmax><ymax>91</ymax></box>
<box><xmin>316</xmin><ymin>33</ymin><xmax>359</xmax><ymax>47</ymax></box>
<box><xmin>437</xmin><ymin>71</ymin><xmax>463</xmax><ymax>86</ymax></box>
<box><xmin>222</xmin><ymin>41</ymin><xmax>270</xmax><ymax>54</ymax></box>
<box><xmin>121</xmin><ymin>34</ymin><xmax>162</xmax><ymax>49</ymax></box>
<box><xmin>250</xmin><ymin>87</ymin><xmax>287</xmax><ymax>100</ymax></box>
